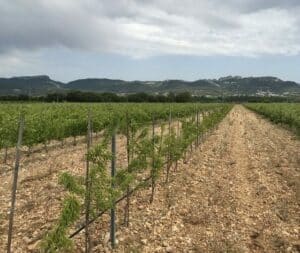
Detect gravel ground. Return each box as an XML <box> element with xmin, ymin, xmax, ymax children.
<box><xmin>0</xmin><ymin>105</ymin><xmax>299</xmax><ymax>253</ymax></box>
<box><xmin>112</xmin><ymin>105</ymin><xmax>299</xmax><ymax>253</ymax></box>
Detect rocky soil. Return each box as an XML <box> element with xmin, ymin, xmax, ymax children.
<box><xmin>112</xmin><ymin>105</ymin><xmax>299</xmax><ymax>253</ymax></box>
<box><xmin>0</xmin><ymin>119</ymin><xmax>181</xmax><ymax>252</ymax></box>
<box><xmin>0</xmin><ymin>105</ymin><xmax>299</xmax><ymax>253</ymax></box>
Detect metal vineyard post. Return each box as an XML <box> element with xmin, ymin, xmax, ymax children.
<box><xmin>7</xmin><ymin>114</ymin><xmax>24</xmax><ymax>253</ymax></box>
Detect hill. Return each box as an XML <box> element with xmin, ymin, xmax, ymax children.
<box><xmin>0</xmin><ymin>75</ymin><xmax>299</xmax><ymax>96</ymax></box>
<box><xmin>0</xmin><ymin>75</ymin><xmax>63</xmax><ymax>96</ymax></box>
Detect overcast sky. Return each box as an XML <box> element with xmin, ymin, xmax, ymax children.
<box><xmin>0</xmin><ymin>0</ymin><xmax>300</xmax><ymax>82</ymax></box>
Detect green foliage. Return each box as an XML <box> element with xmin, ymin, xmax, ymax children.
<box><xmin>0</xmin><ymin>103</ymin><xmax>228</xmax><ymax>149</ymax></box>
<box><xmin>41</xmin><ymin>195</ymin><xmax>80</xmax><ymax>252</ymax></box>
<box><xmin>151</xmin><ymin>124</ymin><xmax>165</xmax><ymax>180</ymax></box>
<box><xmin>245</xmin><ymin>103</ymin><xmax>300</xmax><ymax>136</ymax></box>
<box><xmin>41</xmin><ymin>136</ymin><xmax>115</xmax><ymax>252</ymax></box>
<box><xmin>59</xmin><ymin>172</ymin><xmax>84</xmax><ymax>196</ymax></box>
<box><xmin>114</xmin><ymin>170</ymin><xmax>134</xmax><ymax>193</ymax></box>
<box><xmin>87</xmin><ymin>141</ymin><xmax>111</xmax><ymax>166</ymax></box>
<box><xmin>163</xmin><ymin>127</ymin><xmax>182</xmax><ymax>164</ymax></box>
<box><xmin>39</xmin><ymin>103</ymin><xmax>232</xmax><ymax>251</ymax></box>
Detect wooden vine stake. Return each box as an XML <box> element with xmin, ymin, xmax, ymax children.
<box><xmin>73</xmin><ymin>136</ymin><xmax>77</xmax><ymax>146</ymax></box>
<box><xmin>7</xmin><ymin>114</ymin><xmax>24</xmax><ymax>253</ymax></box>
<box><xmin>150</xmin><ymin>115</ymin><xmax>155</xmax><ymax>203</ymax></box>
<box><xmin>89</xmin><ymin>110</ymin><xmax>94</xmax><ymax>146</ymax></box>
<box><xmin>196</xmin><ymin>109</ymin><xmax>199</xmax><ymax>147</ymax></box>
<box><xmin>85</xmin><ymin>111</ymin><xmax>92</xmax><ymax>253</ymax></box>
<box><xmin>175</xmin><ymin>113</ymin><xmax>180</xmax><ymax>172</ymax></box>
<box><xmin>202</xmin><ymin>112</ymin><xmax>206</xmax><ymax>140</ymax></box>
<box><xmin>4</xmin><ymin>146</ymin><xmax>8</xmax><ymax>164</ymax></box>
<box><xmin>110</xmin><ymin>129</ymin><xmax>116</xmax><ymax>248</ymax></box>
<box><xmin>124</xmin><ymin>112</ymin><xmax>130</xmax><ymax>227</ymax></box>
<box><xmin>177</xmin><ymin>113</ymin><xmax>180</xmax><ymax>137</ymax></box>
<box><xmin>166</xmin><ymin>107</ymin><xmax>172</xmax><ymax>183</ymax></box>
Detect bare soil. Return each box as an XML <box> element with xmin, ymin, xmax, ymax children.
<box><xmin>0</xmin><ymin>119</ymin><xmax>181</xmax><ymax>252</ymax></box>
<box><xmin>112</xmin><ymin>105</ymin><xmax>299</xmax><ymax>253</ymax></box>
<box><xmin>0</xmin><ymin>105</ymin><xmax>299</xmax><ymax>253</ymax></box>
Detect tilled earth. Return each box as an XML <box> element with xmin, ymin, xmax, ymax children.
<box><xmin>0</xmin><ymin>120</ymin><xmax>181</xmax><ymax>252</ymax></box>
<box><xmin>112</xmin><ymin>105</ymin><xmax>299</xmax><ymax>253</ymax></box>
<box><xmin>1</xmin><ymin>105</ymin><xmax>299</xmax><ymax>253</ymax></box>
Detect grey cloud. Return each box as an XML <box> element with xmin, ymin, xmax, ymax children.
<box><xmin>0</xmin><ymin>0</ymin><xmax>299</xmax><ymax>58</ymax></box>
<box><xmin>0</xmin><ymin>0</ymin><xmax>128</xmax><ymax>53</ymax></box>
<box><xmin>226</xmin><ymin>0</ymin><xmax>300</xmax><ymax>13</ymax></box>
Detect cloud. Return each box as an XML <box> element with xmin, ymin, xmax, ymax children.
<box><xmin>0</xmin><ymin>0</ymin><xmax>299</xmax><ymax>59</ymax></box>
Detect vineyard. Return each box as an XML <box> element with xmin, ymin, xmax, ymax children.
<box><xmin>1</xmin><ymin>103</ymin><xmax>299</xmax><ymax>252</ymax></box>
<box><xmin>0</xmin><ymin>103</ymin><xmax>226</xmax><ymax>152</ymax></box>
<box><xmin>0</xmin><ymin>103</ymin><xmax>232</xmax><ymax>252</ymax></box>
<box><xmin>245</xmin><ymin>103</ymin><xmax>300</xmax><ymax>137</ymax></box>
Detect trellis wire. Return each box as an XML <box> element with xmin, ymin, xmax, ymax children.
<box><xmin>69</xmin><ymin>176</ymin><xmax>152</xmax><ymax>239</ymax></box>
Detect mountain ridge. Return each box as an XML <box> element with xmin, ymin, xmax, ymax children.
<box><xmin>0</xmin><ymin>75</ymin><xmax>299</xmax><ymax>96</ymax></box>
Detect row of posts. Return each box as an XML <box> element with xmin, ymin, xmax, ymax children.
<box><xmin>6</xmin><ymin>108</ymin><xmax>206</xmax><ymax>252</ymax></box>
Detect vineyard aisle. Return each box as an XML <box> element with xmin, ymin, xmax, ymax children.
<box><xmin>115</xmin><ymin>105</ymin><xmax>300</xmax><ymax>253</ymax></box>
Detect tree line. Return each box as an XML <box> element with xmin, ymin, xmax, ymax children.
<box><xmin>0</xmin><ymin>90</ymin><xmax>299</xmax><ymax>103</ymax></box>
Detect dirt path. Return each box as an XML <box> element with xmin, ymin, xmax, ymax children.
<box><xmin>1</xmin><ymin>105</ymin><xmax>299</xmax><ymax>252</ymax></box>
<box><xmin>111</xmin><ymin>105</ymin><xmax>299</xmax><ymax>253</ymax></box>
